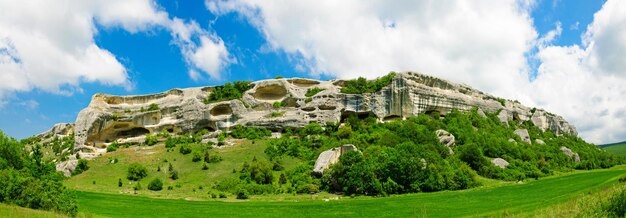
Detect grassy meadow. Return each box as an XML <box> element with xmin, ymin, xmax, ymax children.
<box><xmin>70</xmin><ymin>166</ymin><xmax>626</xmax><ymax>217</ymax></box>
<box><xmin>602</xmin><ymin>141</ymin><xmax>626</xmax><ymax>157</ymax></box>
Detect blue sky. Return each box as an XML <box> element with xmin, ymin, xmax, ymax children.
<box><xmin>0</xmin><ymin>0</ymin><xmax>624</xmax><ymax>144</ymax></box>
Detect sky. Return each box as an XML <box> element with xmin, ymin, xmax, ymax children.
<box><xmin>0</xmin><ymin>0</ymin><xmax>624</xmax><ymax>144</ymax></box>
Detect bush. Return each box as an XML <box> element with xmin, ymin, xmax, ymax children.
<box><xmin>107</xmin><ymin>141</ymin><xmax>120</xmax><ymax>152</ymax></box>
<box><xmin>236</xmin><ymin>189</ymin><xmax>249</xmax><ymax>199</ymax></box>
<box><xmin>272</xmin><ymin>101</ymin><xmax>282</xmax><ymax>109</ymax></box>
<box><xmin>144</xmin><ymin>134</ymin><xmax>158</xmax><ymax>146</ymax></box>
<box><xmin>147</xmin><ymin>178</ymin><xmax>163</xmax><ymax>191</ymax></box>
<box><xmin>170</xmin><ymin>170</ymin><xmax>179</xmax><ymax>180</ymax></box>
<box><xmin>304</xmin><ymin>97</ymin><xmax>312</xmax><ymax>103</ymax></box>
<box><xmin>305</xmin><ymin>87</ymin><xmax>325</xmax><ymax>97</ymax></box>
<box><xmin>192</xmin><ymin>151</ymin><xmax>202</xmax><ymax>162</ymax></box>
<box><xmin>230</xmin><ymin>125</ymin><xmax>271</xmax><ymax>140</ymax></box>
<box><xmin>179</xmin><ymin>144</ymin><xmax>192</xmax><ymax>154</ymax></box>
<box><xmin>605</xmin><ymin>188</ymin><xmax>626</xmax><ymax>217</ymax></box>
<box><xmin>127</xmin><ymin>163</ymin><xmax>148</xmax><ymax>181</ymax></box>
<box><xmin>340</xmin><ymin>72</ymin><xmax>396</xmax><ymax>94</ymax></box>
<box><xmin>147</xmin><ymin>103</ymin><xmax>159</xmax><ymax>111</ymax></box>
<box><xmin>204</xmin><ymin>81</ymin><xmax>252</xmax><ymax>104</ymax></box>
<box><xmin>133</xmin><ymin>182</ymin><xmax>142</xmax><ymax>191</ymax></box>
<box><xmin>118</xmin><ymin>178</ymin><xmax>123</xmax><ymax>187</ymax></box>
<box><xmin>72</xmin><ymin>159</ymin><xmax>89</xmax><ymax>175</ymax></box>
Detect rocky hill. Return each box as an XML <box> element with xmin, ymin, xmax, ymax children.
<box><xmin>41</xmin><ymin>72</ymin><xmax>577</xmax><ymax>174</ymax></box>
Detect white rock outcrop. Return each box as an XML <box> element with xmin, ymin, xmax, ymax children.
<box><xmin>436</xmin><ymin>129</ymin><xmax>456</xmax><ymax>155</ymax></box>
<box><xmin>313</xmin><ymin>144</ymin><xmax>358</xmax><ymax>175</ymax></box>
<box><xmin>492</xmin><ymin>158</ymin><xmax>509</xmax><ymax>169</ymax></box>
<box><xmin>561</xmin><ymin>146</ymin><xmax>581</xmax><ymax>163</ymax></box>
<box><xmin>514</xmin><ymin>129</ymin><xmax>531</xmax><ymax>144</ymax></box>
<box><xmin>36</xmin><ymin>72</ymin><xmax>575</xmax><ymax>172</ymax></box>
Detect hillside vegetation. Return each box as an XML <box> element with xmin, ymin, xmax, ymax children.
<box><xmin>602</xmin><ymin>141</ymin><xmax>626</xmax><ymax>157</ymax></box>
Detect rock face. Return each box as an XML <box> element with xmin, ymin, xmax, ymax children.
<box><xmin>561</xmin><ymin>146</ymin><xmax>581</xmax><ymax>162</ymax></box>
<box><xmin>436</xmin><ymin>129</ymin><xmax>456</xmax><ymax>155</ymax></box>
<box><xmin>69</xmin><ymin>72</ymin><xmax>578</xmax><ymax>159</ymax></box>
<box><xmin>36</xmin><ymin>123</ymin><xmax>75</xmax><ymax>139</ymax></box>
<box><xmin>492</xmin><ymin>158</ymin><xmax>509</xmax><ymax>169</ymax></box>
<box><xmin>313</xmin><ymin>144</ymin><xmax>358</xmax><ymax>175</ymax></box>
<box><xmin>514</xmin><ymin>129</ymin><xmax>531</xmax><ymax>144</ymax></box>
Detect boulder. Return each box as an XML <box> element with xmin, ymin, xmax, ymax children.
<box><xmin>514</xmin><ymin>129</ymin><xmax>531</xmax><ymax>144</ymax></box>
<box><xmin>435</xmin><ymin>129</ymin><xmax>456</xmax><ymax>155</ymax></box>
<box><xmin>313</xmin><ymin>144</ymin><xmax>357</xmax><ymax>175</ymax></box>
<box><xmin>508</xmin><ymin>138</ymin><xmax>517</xmax><ymax>144</ymax></box>
<box><xmin>55</xmin><ymin>156</ymin><xmax>78</xmax><ymax>177</ymax></box>
<box><xmin>491</xmin><ymin>158</ymin><xmax>509</xmax><ymax>169</ymax></box>
<box><xmin>535</xmin><ymin>139</ymin><xmax>545</xmax><ymax>145</ymax></box>
<box><xmin>560</xmin><ymin>146</ymin><xmax>581</xmax><ymax>162</ymax></box>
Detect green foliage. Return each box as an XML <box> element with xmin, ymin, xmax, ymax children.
<box><xmin>118</xmin><ymin>178</ymin><xmax>123</xmax><ymax>187</ymax></box>
<box><xmin>204</xmin><ymin>81</ymin><xmax>253</xmax><ymax>104</ymax></box>
<box><xmin>192</xmin><ymin>151</ymin><xmax>202</xmax><ymax>162</ymax></box>
<box><xmin>236</xmin><ymin>189</ymin><xmax>249</xmax><ymax>199</ymax></box>
<box><xmin>304</xmin><ymin>97</ymin><xmax>312</xmax><ymax>103</ymax></box>
<box><xmin>127</xmin><ymin>163</ymin><xmax>148</xmax><ymax>181</ymax></box>
<box><xmin>170</xmin><ymin>170</ymin><xmax>179</xmax><ymax>180</ymax></box>
<box><xmin>272</xmin><ymin>101</ymin><xmax>282</xmax><ymax>109</ymax></box>
<box><xmin>604</xmin><ymin>187</ymin><xmax>626</xmax><ymax>217</ymax></box>
<box><xmin>275</xmin><ymin>76</ymin><xmax>284</xmax><ymax>79</ymax></box>
<box><xmin>107</xmin><ymin>141</ymin><xmax>120</xmax><ymax>152</ymax></box>
<box><xmin>240</xmin><ymin>158</ymin><xmax>274</xmax><ymax>184</ymax></box>
<box><xmin>133</xmin><ymin>182</ymin><xmax>142</xmax><ymax>191</ymax></box>
<box><xmin>72</xmin><ymin>159</ymin><xmax>90</xmax><ymax>175</ymax></box>
<box><xmin>230</xmin><ymin>125</ymin><xmax>271</xmax><ymax>140</ymax></box>
<box><xmin>305</xmin><ymin>87</ymin><xmax>326</xmax><ymax>97</ymax></box>
<box><xmin>179</xmin><ymin>144</ymin><xmax>192</xmax><ymax>154</ymax></box>
<box><xmin>144</xmin><ymin>134</ymin><xmax>158</xmax><ymax>146</ymax></box>
<box><xmin>147</xmin><ymin>178</ymin><xmax>163</xmax><ymax>191</ymax></box>
<box><xmin>266</xmin><ymin>112</ymin><xmax>284</xmax><ymax>118</ymax></box>
<box><xmin>496</xmin><ymin>98</ymin><xmax>506</xmax><ymax>106</ymax></box>
<box><xmin>0</xmin><ymin>130</ymin><xmax>78</xmax><ymax>216</ymax></box>
<box><xmin>340</xmin><ymin>72</ymin><xmax>396</xmax><ymax>94</ymax></box>
<box><xmin>147</xmin><ymin>103</ymin><xmax>159</xmax><ymax>111</ymax></box>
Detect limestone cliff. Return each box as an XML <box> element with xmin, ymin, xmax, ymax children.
<box><xmin>66</xmin><ymin>72</ymin><xmax>576</xmax><ymax>159</ymax></box>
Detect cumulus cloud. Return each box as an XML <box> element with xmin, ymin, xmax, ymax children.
<box><xmin>0</xmin><ymin>0</ymin><xmax>232</xmax><ymax>103</ymax></box>
<box><xmin>207</xmin><ymin>0</ymin><xmax>626</xmax><ymax>143</ymax></box>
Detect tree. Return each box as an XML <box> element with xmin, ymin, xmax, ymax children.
<box><xmin>118</xmin><ymin>178</ymin><xmax>123</xmax><ymax>187</ymax></box>
<box><xmin>279</xmin><ymin>173</ymin><xmax>287</xmax><ymax>185</ymax></box>
<box><xmin>148</xmin><ymin>178</ymin><xmax>163</xmax><ymax>191</ymax></box>
<box><xmin>127</xmin><ymin>163</ymin><xmax>148</xmax><ymax>181</ymax></box>
<box><xmin>72</xmin><ymin>159</ymin><xmax>89</xmax><ymax>175</ymax></box>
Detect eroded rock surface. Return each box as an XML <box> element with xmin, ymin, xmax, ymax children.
<box><xmin>514</xmin><ymin>129</ymin><xmax>531</xmax><ymax>144</ymax></box>
<box><xmin>313</xmin><ymin>144</ymin><xmax>358</xmax><ymax>175</ymax></box>
<box><xmin>67</xmin><ymin>72</ymin><xmax>577</xmax><ymax>159</ymax></box>
<box><xmin>492</xmin><ymin>158</ymin><xmax>509</xmax><ymax>169</ymax></box>
<box><xmin>436</xmin><ymin>129</ymin><xmax>455</xmax><ymax>155</ymax></box>
<box><xmin>561</xmin><ymin>146</ymin><xmax>581</xmax><ymax>163</ymax></box>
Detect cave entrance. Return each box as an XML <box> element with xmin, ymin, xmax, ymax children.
<box><xmin>116</xmin><ymin>127</ymin><xmax>150</xmax><ymax>138</ymax></box>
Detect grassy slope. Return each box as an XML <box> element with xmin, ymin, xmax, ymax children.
<box><xmin>64</xmin><ymin>140</ymin><xmax>303</xmax><ymax>199</ymax></box>
<box><xmin>0</xmin><ymin>204</ymin><xmax>67</xmax><ymax>218</ymax></box>
<box><xmin>74</xmin><ymin>166</ymin><xmax>626</xmax><ymax>217</ymax></box>
<box><xmin>601</xmin><ymin>141</ymin><xmax>626</xmax><ymax>157</ymax></box>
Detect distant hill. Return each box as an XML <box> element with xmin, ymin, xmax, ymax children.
<box><xmin>600</xmin><ymin>141</ymin><xmax>626</xmax><ymax>156</ymax></box>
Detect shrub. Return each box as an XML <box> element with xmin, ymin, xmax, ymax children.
<box><xmin>219</xmin><ymin>193</ymin><xmax>227</xmax><ymax>198</ymax></box>
<box><xmin>144</xmin><ymin>134</ymin><xmax>158</xmax><ymax>146</ymax></box>
<box><xmin>72</xmin><ymin>159</ymin><xmax>89</xmax><ymax>175</ymax></box>
<box><xmin>304</xmin><ymin>97</ymin><xmax>312</xmax><ymax>103</ymax></box>
<box><xmin>147</xmin><ymin>103</ymin><xmax>159</xmax><ymax>111</ymax></box>
<box><xmin>236</xmin><ymin>189</ymin><xmax>249</xmax><ymax>199</ymax></box>
<box><xmin>133</xmin><ymin>182</ymin><xmax>142</xmax><ymax>191</ymax></box>
<box><xmin>179</xmin><ymin>144</ymin><xmax>192</xmax><ymax>154</ymax></box>
<box><xmin>605</xmin><ymin>188</ymin><xmax>626</xmax><ymax>217</ymax></box>
<box><xmin>305</xmin><ymin>87</ymin><xmax>325</xmax><ymax>97</ymax></box>
<box><xmin>340</xmin><ymin>72</ymin><xmax>396</xmax><ymax>94</ymax></box>
<box><xmin>107</xmin><ymin>141</ymin><xmax>120</xmax><ymax>152</ymax></box>
<box><xmin>204</xmin><ymin>81</ymin><xmax>253</xmax><ymax>104</ymax></box>
<box><xmin>118</xmin><ymin>178</ymin><xmax>123</xmax><ymax>187</ymax></box>
<box><xmin>127</xmin><ymin>163</ymin><xmax>148</xmax><ymax>181</ymax></box>
<box><xmin>148</xmin><ymin>178</ymin><xmax>163</xmax><ymax>191</ymax></box>
<box><xmin>192</xmin><ymin>151</ymin><xmax>202</xmax><ymax>162</ymax></box>
<box><xmin>202</xmin><ymin>163</ymin><xmax>209</xmax><ymax>170</ymax></box>
<box><xmin>170</xmin><ymin>170</ymin><xmax>179</xmax><ymax>180</ymax></box>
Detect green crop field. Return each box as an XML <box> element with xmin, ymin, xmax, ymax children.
<box><xmin>602</xmin><ymin>141</ymin><xmax>626</xmax><ymax>157</ymax></box>
<box><xmin>73</xmin><ymin>166</ymin><xmax>626</xmax><ymax>217</ymax></box>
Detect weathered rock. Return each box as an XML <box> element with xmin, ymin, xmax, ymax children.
<box><xmin>436</xmin><ymin>129</ymin><xmax>455</xmax><ymax>155</ymax></box>
<box><xmin>36</xmin><ymin>123</ymin><xmax>75</xmax><ymax>139</ymax></box>
<box><xmin>477</xmin><ymin>108</ymin><xmax>487</xmax><ymax>118</ymax></box>
<box><xmin>492</xmin><ymin>158</ymin><xmax>509</xmax><ymax>169</ymax></box>
<box><xmin>514</xmin><ymin>129</ymin><xmax>531</xmax><ymax>144</ymax></box>
<box><xmin>313</xmin><ymin>144</ymin><xmax>357</xmax><ymax>175</ymax></box>
<box><xmin>535</xmin><ymin>139</ymin><xmax>545</xmax><ymax>145</ymax></box>
<box><xmin>561</xmin><ymin>146</ymin><xmax>581</xmax><ymax>162</ymax></box>
<box><xmin>55</xmin><ymin>156</ymin><xmax>77</xmax><ymax>177</ymax></box>
<box><xmin>531</xmin><ymin>109</ymin><xmax>577</xmax><ymax>136</ymax></box>
<box><xmin>508</xmin><ymin>138</ymin><xmax>517</xmax><ymax>144</ymax></box>
<box><xmin>66</xmin><ymin>72</ymin><xmax>578</xmax><ymax>161</ymax></box>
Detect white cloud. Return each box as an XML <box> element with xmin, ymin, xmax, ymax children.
<box><xmin>0</xmin><ymin>0</ymin><xmax>232</xmax><ymax>102</ymax></box>
<box><xmin>207</xmin><ymin>0</ymin><xmax>626</xmax><ymax>143</ymax></box>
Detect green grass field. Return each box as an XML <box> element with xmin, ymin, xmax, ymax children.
<box><xmin>73</xmin><ymin>167</ymin><xmax>626</xmax><ymax>217</ymax></box>
<box><xmin>0</xmin><ymin>204</ymin><xmax>66</xmax><ymax>218</ymax></box>
<box><xmin>602</xmin><ymin>141</ymin><xmax>626</xmax><ymax>157</ymax></box>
